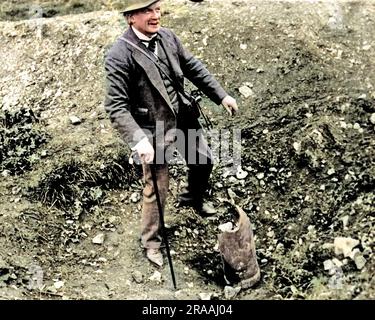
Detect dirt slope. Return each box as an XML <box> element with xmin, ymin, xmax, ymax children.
<box><xmin>0</xmin><ymin>0</ymin><xmax>374</xmax><ymax>300</ymax></box>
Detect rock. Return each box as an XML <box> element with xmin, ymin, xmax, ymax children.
<box><xmin>327</xmin><ymin>16</ymin><xmax>343</xmax><ymax>30</ymax></box>
<box><xmin>348</xmin><ymin>248</ymin><xmax>361</xmax><ymax>260</ymax></box>
<box><xmin>132</xmin><ymin>270</ymin><xmax>143</xmax><ymax>283</ymax></box>
<box><xmin>69</xmin><ymin>115</ymin><xmax>82</xmax><ymax>125</ymax></box>
<box><xmin>148</xmin><ymin>271</ymin><xmax>162</xmax><ymax>283</ymax></box>
<box><xmin>357</xmin><ymin>93</ymin><xmax>367</xmax><ymax>99</ymax></box>
<box><xmin>334</xmin><ymin>237</ymin><xmax>360</xmax><ymax>257</ymax></box>
<box><xmin>266</xmin><ymin>230</ymin><xmax>275</xmax><ymax>238</ymax></box>
<box><xmin>293</xmin><ymin>142</ymin><xmax>301</xmax><ymax>153</ymax></box>
<box><xmin>218</xmin><ymin>222</ymin><xmax>234</xmax><ymax>232</ymax></box>
<box><xmin>323</xmin><ymin>259</ymin><xmax>335</xmax><ymax>271</ymax></box>
<box><xmin>370</xmin><ymin>113</ymin><xmax>375</xmax><ymax>124</ymax></box>
<box><xmin>215</xmin><ymin>182</ymin><xmax>223</xmax><ymax>188</ymax></box>
<box><xmin>92</xmin><ymin>233</ymin><xmax>105</xmax><ymax>245</ymax></box>
<box><xmin>224</xmin><ymin>286</ymin><xmax>241</xmax><ymax>299</ymax></box>
<box><xmin>54</xmin><ymin>280</ymin><xmax>65</xmax><ymax>289</ymax></box>
<box><xmin>228</xmin><ymin>176</ymin><xmax>238</xmax><ymax>184</ymax></box>
<box><xmin>256</xmin><ymin>172</ymin><xmax>264</xmax><ymax>180</ymax></box>
<box><xmin>362</xmin><ymin>44</ymin><xmax>371</xmax><ymax>51</ymax></box>
<box><xmin>130</xmin><ymin>192</ymin><xmax>140</xmax><ymax>203</ymax></box>
<box><xmin>275</xmin><ymin>243</ymin><xmax>284</xmax><ymax>252</ymax></box>
<box><xmin>40</xmin><ymin>150</ymin><xmax>48</xmax><ymax>158</ymax></box>
<box><xmin>240</xmin><ymin>43</ymin><xmax>247</xmax><ymax>50</ymax></box>
<box><xmin>327</xmin><ymin>168</ymin><xmax>335</xmax><ymax>175</ymax></box>
<box><xmin>341</xmin><ymin>215</ymin><xmax>349</xmax><ymax>229</ymax></box>
<box><xmin>353</xmin><ymin>254</ymin><xmax>366</xmax><ymax>270</ymax></box>
<box><xmin>198</xmin><ymin>292</ymin><xmax>212</xmax><ymax>300</ymax></box>
<box><xmin>236</xmin><ymin>167</ymin><xmax>248</xmax><ymax>180</ymax></box>
<box><xmin>46</xmin><ymin>285</ymin><xmax>58</xmax><ymax>294</ymax></box>
<box><xmin>239</xmin><ymin>85</ymin><xmax>254</xmax><ymax>98</ymax></box>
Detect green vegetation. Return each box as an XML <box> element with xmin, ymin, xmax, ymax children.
<box><xmin>0</xmin><ymin>0</ymin><xmax>109</xmax><ymax>21</ymax></box>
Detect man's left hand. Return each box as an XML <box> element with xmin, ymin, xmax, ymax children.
<box><xmin>221</xmin><ymin>95</ymin><xmax>238</xmax><ymax>116</ymax></box>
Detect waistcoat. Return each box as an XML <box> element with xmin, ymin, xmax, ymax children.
<box><xmin>156</xmin><ymin>42</ymin><xmax>180</xmax><ymax>113</ymax></box>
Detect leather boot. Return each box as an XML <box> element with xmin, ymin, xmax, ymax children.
<box><xmin>146</xmin><ymin>248</ymin><xmax>163</xmax><ymax>267</ymax></box>
<box><xmin>178</xmin><ymin>164</ymin><xmax>216</xmax><ymax>216</ymax></box>
<box><xmin>179</xmin><ymin>193</ymin><xmax>217</xmax><ymax>216</ymax></box>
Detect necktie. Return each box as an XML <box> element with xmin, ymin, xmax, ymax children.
<box><xmin>142</xmin><ymin>35</ymin><xmax>159</xmax><ymax>54</ymax></box>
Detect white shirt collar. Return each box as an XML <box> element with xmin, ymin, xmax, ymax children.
<box><xmin>131</xmin><ymin>26</ymin><xmax>158</xmax><ymax>41</ymax></box>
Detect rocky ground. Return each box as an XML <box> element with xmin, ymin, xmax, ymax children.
<box><xmin>0</xmin><ymin>0</ymin><xmax>374</xmax><ymax>300</ymax></box>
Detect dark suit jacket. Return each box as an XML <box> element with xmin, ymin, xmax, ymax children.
<box><xmin>104</xmin><ymin>27</ymin><xmax>227</xmax><ymax>148</ymax></box>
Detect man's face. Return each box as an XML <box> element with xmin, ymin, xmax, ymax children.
<box><xmin>130</xmin><ymin>1</ymin><xmax>161</xmax><ymax>37</ymax></box>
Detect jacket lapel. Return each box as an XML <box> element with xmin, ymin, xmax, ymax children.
<box><xmin>124</xmin><ymin>28</ymin><xmax>176</xmax><ymax>116</ymax></box>
<box><xmin>158</xmin><ymin>36</ymin><xmax>183</xmax><ymax>81</ymax></box>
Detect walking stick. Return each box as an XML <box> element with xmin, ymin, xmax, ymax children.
<box><xmin>150</xmin><ymin>164</ymin><xmax>177</xmax><ymax>290</ymax></box>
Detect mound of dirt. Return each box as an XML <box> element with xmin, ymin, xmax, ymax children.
<box><xmin>0</xmin><ymin>0</ymin><xmax>374</xmax><ymax>300</ymax></box>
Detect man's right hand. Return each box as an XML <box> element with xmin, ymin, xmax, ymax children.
<box><xmin>133</xmin><ymin>138</ymin><xmax>154</xmax><ymax>164</ymax></box>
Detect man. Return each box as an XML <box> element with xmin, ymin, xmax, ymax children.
<box><xmin>104</xmin><ymin>0</ymin><xmax>238</xmax><ymax>267</ymax></box>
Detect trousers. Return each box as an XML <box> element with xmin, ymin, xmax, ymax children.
<box><xmin>140</xmin><ymin>114</ymin><xmax>213</xmax><ymax>249</ymax></box>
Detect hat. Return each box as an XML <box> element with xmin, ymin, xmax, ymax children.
<box><xmin>120</xmin><ymin>0</ymin><xmax>160</xmax><ymax>14</ymax></box>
